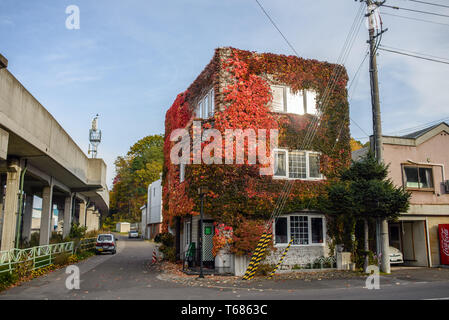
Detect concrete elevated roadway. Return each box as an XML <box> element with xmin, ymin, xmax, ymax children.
<box><xmin>0</xmin><ymin>54</ymin><xmax>109</xmax><ymax>250</ymax></box>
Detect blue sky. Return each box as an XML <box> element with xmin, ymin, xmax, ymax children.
<box><xmin>1</xmin><ymin>0</ymin><xmax>448</xmax><ymax>188</ymax></box>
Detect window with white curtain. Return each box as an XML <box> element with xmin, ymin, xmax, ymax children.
<box><xmin>270</xmin><ymin>85</ymin><xmax>317</xmax><ymax>116</ymax></box>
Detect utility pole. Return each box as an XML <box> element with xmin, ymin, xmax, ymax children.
<box><xmin>365</xmin><ymin>0</ymin><xmax>391</xmax><ymax>274</ymax></box>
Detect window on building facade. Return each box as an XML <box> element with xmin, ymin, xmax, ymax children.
<box><xmin>271</xmin><ymin>86</ymin><xmax>285</xmax><ymax>112</ymax></box>
<box><xmin>291</xmin><ymin>216</ymin><xmax>309</xmax><ymax>245</ymax></box>
<box><xmin>195</xmin><ymin>88</ymin><xmax>215</xmax><ymax>119</ymax></box>
<box><xmin>404</xmin><ymin>166</ymin><xmax>434</xmax><ymax>189</ymax></box>
<box><xmin>275</xmin><ymin>217</ymin><xmax>288</xmax><ymax>244</ymax></box>
<box><xmin>274</xmin><ymin>215</ymin><xmax>324</xmax><ymax>246</ymax></box>
<box><xmin>274</xmin><ymin>150</ymin><xmax>287</xmax><ymax>177</ymax></box>
<box><xmin>274</xmin><ymin>149</ymin><xmax>322</xmax><ymax>180</ymax></box>
<box><xmin>311</xmin><ymin>217</ymin><xmax>324</xmax><ymax>244</ymax></box>
<box><xmin>270</xmin><ymin>85</ymin><xmax>317</xmax><ymax>116</ymax></box>
<box><xmin>208</xmin><ymin>89</ymin><xmax>215</xmax><ymax>117</ymax></box>
<box><xmin>180</xmin><ymin>163</ymin><xmax>185</xmax><ymax>183</ymax></box>
<box><xmin>288</xmin><ymin>151</ymin><xmax>307</xmax><ymax>179</ymax></box>
<box><xmin>309</xmin><ymin>153</ymin><xmax>321</xmax><ymax>178</ymax></box>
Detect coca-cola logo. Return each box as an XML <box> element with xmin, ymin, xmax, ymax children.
<box><xmin>442</xmin><ymin>228</ymin><xmax>449</xmax><ymax>257</ymax></box>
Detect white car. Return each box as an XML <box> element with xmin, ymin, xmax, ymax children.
<box><xmin>389</xmin><ymin>246</ymin><xmax>404</xmax><ymax>264</ymax></box>
<box><xmin>128</xmin><ymin>230</ymin><xmax>139</xmax><ymax>238</ymax></box>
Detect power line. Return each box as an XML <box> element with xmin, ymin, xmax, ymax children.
<box><xmin>379</xmin><ymin>46</ymin><xmax>449</xmax><ymax>65</ymax></box>
<box><xmin>386</xmin><ymin>116</ymin><xmax>449</xmax><ymax>135</ymax></box>
<box><xmin>381</xmin><ymin>11</ymin><xmax>449</xmax><ymax>27</ymax></box>
<box><xmin>381</xmin><ymin>44</ymin><xmax>449</xmax><ymax>62</ymax></box>
<box><xmin>383</xmin><ymin>4</ymin><xmax>449</xmax><ymax>18</ymax></box>
<box><xmin>302</xmin><ymin>3</ymin><xmax>366</xmax><ymax>151</ymax></box>
<box><xmin>332</xmin><ymin>50</ymin><xmax>370</xmax><ymax>152</ymax></box>
<box><xmin>254</xmin><ymin>0</ymin><xmax>300</xmax><ymax>57</ymax></box>
<box><xmin>399</xmin><ymin>0</ymin><xmax>449</xmax><ymax>9</ymax></box>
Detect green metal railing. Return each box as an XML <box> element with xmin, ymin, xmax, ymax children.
<box><xmin>0</xmin><ymin>237</ymin><xmax>97</xmax><ymax>275</ymax></box>
<box><xmin>76</xmin><ymin>238</ymin><xmax>96</xmax><ymax>252</ymax></box>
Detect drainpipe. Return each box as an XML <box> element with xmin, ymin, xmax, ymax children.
<box><xmin>425</xmin><ymin>217</ymin><xmax>433</xmax><ymax>267</ymax></box>
<box><xmin>15</xmin><ymin>162</ymin><xmax>27</xmax><ymax>248</ymax></box>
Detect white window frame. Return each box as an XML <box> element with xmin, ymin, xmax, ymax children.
<box><xmin>270</xmin><ymin>85</ymin><xmax>286</xmax><ymax>113</ymax></box>
<box><xmin>272</xmin><ymin>148</ymin><xmax>323</xmax><ymax>180</ymax></box>
<box><xmin>180</xmin><ymin>163</ymin><xmax>185</xmax><ymax>183</ymax></box>
<box><xmin>273</xmin><ymin>213</ymin><xmax>326</xmax><ymax>247</ymax></box>
<box><xmin>208</xmin><ymin>88</ymin><xmax>214</xmax><ymax>117</ymax></box>
<box><xmin>196</xmin><ymin>88</ymin><xmax>215</xmax><ymax>119</ymax></box>
<box><xmin>273</xmin><ymin>149</ymin><xmax>288</xmax><ymax>178</ymax></box>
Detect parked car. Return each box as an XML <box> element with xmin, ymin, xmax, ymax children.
<box><xmin>389</xmin><ymin>246</ymin><xmax>404</xmax><ymax>264</ymax></box>
<box><xmin>128</xmin><ymin>230</ymin><xmax>139</xmax><ymax>239</ymax></box>
<box><xmin>95</xmin><ymin>234</ymin><xmax>117</xmax><ymax>255</ymax></box>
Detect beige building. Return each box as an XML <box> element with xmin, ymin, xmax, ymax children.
<box><xmin>357</xmin><ymin>122</ymin><xmax>449</xmax><ymax>267</ymax></box>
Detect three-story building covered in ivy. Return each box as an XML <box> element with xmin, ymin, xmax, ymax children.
<box><xmin>163</xmin><ymin>47</ymin><xmax>350</xmax><ymax>275</ymax></box>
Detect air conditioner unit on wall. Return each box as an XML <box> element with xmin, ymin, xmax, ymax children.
<box><xmin>445</xmin><ymin>180</ymin><xmax>449</xmax><ymax>193</ymax></box>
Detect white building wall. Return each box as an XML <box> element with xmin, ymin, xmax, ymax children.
<box><xmin>148</xmin><ymin>179</ymin><xmax>162</xmax><ymax>225</ymax></box>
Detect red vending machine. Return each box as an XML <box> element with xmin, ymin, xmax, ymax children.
<box><xmin>439</xmin><ymin>224</ymin><xmax>449</xmax><ymax>265</ymax></box>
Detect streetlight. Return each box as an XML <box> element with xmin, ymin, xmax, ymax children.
<box><xmin>197</xmin><ymin>186</ymin><xmax>208</xmax><ymax>279</ymax></box>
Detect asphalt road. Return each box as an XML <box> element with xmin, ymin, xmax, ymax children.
<box><xmin>1</xmin><ymin>234</ymin><xmax>449</xmax><ymax>300</ymax></box>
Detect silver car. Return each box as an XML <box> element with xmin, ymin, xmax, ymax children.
<box><xmin>95</xmin><ymin>234</ymin><xmax>117</xmax><ymax>255</ymax></box>
<box><xmin>128</xmin><ymin>230</ymin><xmax>139</xmax><ymax>239</ymax></box>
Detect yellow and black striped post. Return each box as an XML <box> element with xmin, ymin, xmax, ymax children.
<box><xmin>268</xmin><ymin>239</ymin><xmax>293</xmax><ymax>279</ymax></box>
<box><xmin>242</xmin><ymin>232</ymin><xmax>268</xmax><ymax>280</ymax></box>
<box><xmin>242</xmin><ymin>233</ymin><xmax>272</xmax><ymax>280</ymax></box>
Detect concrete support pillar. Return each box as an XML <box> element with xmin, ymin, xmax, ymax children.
<box><xmin>79</xmin><ymin>201</ymin><xmax>86</xmax><ymax>227</ymax></box>
<box><xmin>39</xmin><ymin>185</ymin><xmax>53</xmax><ymax>246</ymax></box>
<box><xmin>62</xmin><ymin>195</ymin><xmax>73</xmax><ymax>239</ymax></box>
<box><xmin>21</xmin><ymin>194</ymin><xmax>34</xmax><ymax>243</ymax></box>
<box><xmin>85</xmin><ymin>208</ymin><xmax>100</xmax><ymax>232</ymax></box>
<box><xmin>0</xmin><ymin>160</ymin><xmax>21</xmax><ymax>251</ymax></box>
<box><xmin>0</xmin><ymin>174</ymin><xmax>4</xmax><ymax>242</ymax></box>
<box><xmin>86</xmin><ymin>208</ymin><xmax>93</xmax><ymax>232</ymax></box>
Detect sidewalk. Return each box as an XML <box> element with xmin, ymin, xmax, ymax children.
<box><xmin>154</xmin><ymin>262</ymin><xmax>449</xmax><ymax>292</ymax></box>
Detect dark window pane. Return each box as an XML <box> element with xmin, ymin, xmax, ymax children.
<box><xmin>311</xmin><ymin>218</ymin><xmax>323</xmax><ymax>244</ymax></box>
<box><xmin>275</xmin><ymin>218</ymin><xmax>288</xmax><ymax>244</ymax></box>
<box><xmin>390</xmin><ymin>225</ymin><xmax>400</xmax><ymax>242</ymax></box>
<box><xmin>404</xmin><ymin>167</ymin><xmax>419</xmax><ymax>188</ymax></box>
<box><xmin>419</xmin><ymin>168</ymin><xmax>433</xmax><ymax>188</ymax></box>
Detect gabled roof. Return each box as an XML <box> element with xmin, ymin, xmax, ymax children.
<box><xmin>383</xmin><ymin>122</ymin><xmax>449</xmax><ymax>147</ymax></box>
<box><xmin>401</xmin><ymin>122</ymin><xmax>448</xmax><ymax>139</ymax></box>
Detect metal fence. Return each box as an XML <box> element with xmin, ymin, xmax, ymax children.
<box><xmin>0</xmin><ymin>237</ymin><xmax>97</xmax><ymax>275</ymax></box>
<box><xmin>291</xmin><ymin>256</ymin><xmax>337</xmax><ymax>270</ymax></box>
<box><xmin>76</xmin><ymin>238</ymin><xmax>96</xmax><ymax>252</ymax></box>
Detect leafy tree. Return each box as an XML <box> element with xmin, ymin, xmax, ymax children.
<box><xmin>109</xmin><ymin>134</ymin><xmax>164</xmax><ymax>222</ymax></box>
<box><xmin>319</xmin><ymin>152</ymin><xmax>410</xmax><ymax>268</ymax></box>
